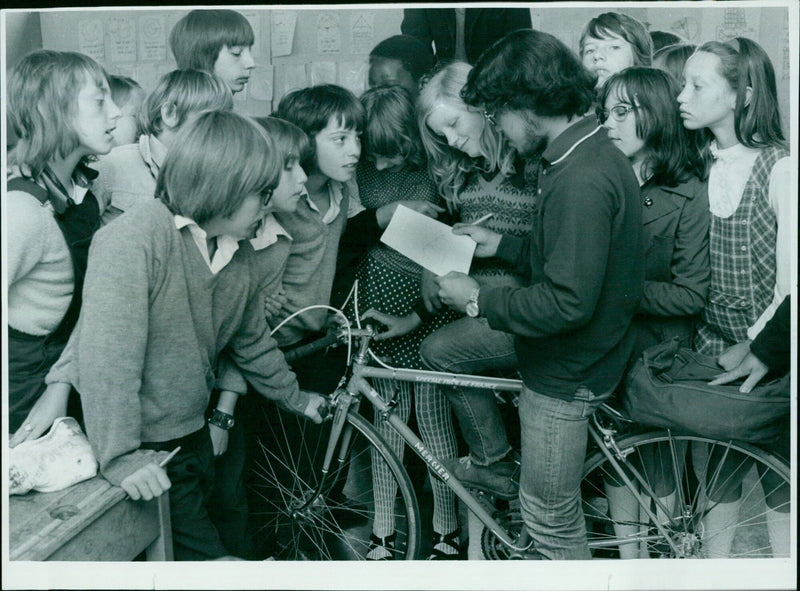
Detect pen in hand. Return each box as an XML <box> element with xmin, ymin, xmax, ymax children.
<box><xmin>471</xmin><ymin>213</ymin><xmax>494</xmax><ymax>226</ymax></box>
<box><xmin>158</xmin><ymin>446</ymin><xmax>181</xmax><ymax>468</ymax></box>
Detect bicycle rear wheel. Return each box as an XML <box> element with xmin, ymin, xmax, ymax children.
<box><xmin>248</xmin><ymin>403</ymin><xmax>421</xmax><ymax>560</ymax></box>
<box><xmin>582</xmin><ymin>432</ymin><xmax>790</xmax><ymax>558</ymax></box>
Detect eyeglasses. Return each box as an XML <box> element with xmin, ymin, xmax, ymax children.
<box><xmin>596</xmin><ymin>103</ymin><xmax>637</xmax><ymax>124</ymax></box>
<box><xmin>259</xmin><ymin>187</ymin><xmax>274</xmax><ymax>208</ymax></box>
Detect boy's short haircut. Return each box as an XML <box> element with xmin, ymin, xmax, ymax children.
<box><xmin>463</xmin><ymin>29</ymin><xmax>596</xmax><ymax>120</ymax></box>
<box><xmin>253</xmin><ymin>116</ymin><xmax>312</xmax><ymax>167</ymax></box>
<box><xmin>360</xmin><ymin>85</ymin><xmax>425</xmax><ymax>169</ymax></box>
<box><xmin>156</xmin><ymin>111</ymin><xmax>281</xmax><ymax>225</ymax></box>
<box><xmin>8</xmin><ymin>49</ymin><xmax>108</xmax><ymax>178</ymax></box>
<box><xmin>369</xmin><ymin>34</ymin><xmax>435</xmax><ymax>83</ymax></box>
<box><xmin>274</xmin><ymin>84</ymin><xmax>365</xmax><ymax>169</ymax></box>
<box><xmin>108</xmin><ymin>75</ymin><xmax>143</xmax><ymax>109</ymax></box>
<box><xmin>579</xmin><ymin>12</ymin><xmax>653</xmax><ymax>67</ymax></box>
<box><xmin>139</xmin><ymin>69</ymin><xmax>234</xmax><ymax>137</ymax></box>
<box><xmin>169</xmin><ymin>9</ymin><xmax>255</xmax><ymax>72</ymax></box>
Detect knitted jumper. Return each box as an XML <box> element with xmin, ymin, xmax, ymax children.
<box><xmin>456</xmin><ymin>170</ymin><xmax>535</xmax><ymax>289</ymax></box>
<box><xmin>272</xmin><ymin>181</ymin><xmax>352</xmax><ymax>347</ymax></box>
<box><xmin>71</xmin><ymin>200</ymin><xmax>306</xmax><ymax>485</ymax></box>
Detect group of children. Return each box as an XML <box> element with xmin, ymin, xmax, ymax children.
<box><xmin>6</xmin><ymin>7</ymin><xmax>791</xmax><ymax>561</ymax></box>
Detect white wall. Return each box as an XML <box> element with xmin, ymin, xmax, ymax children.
<box><xmin>6</xmin><ymin>5</ymin><xmax>793</xmax><ymax>128</ymax></box>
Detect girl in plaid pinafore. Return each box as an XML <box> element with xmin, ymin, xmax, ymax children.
<box><xmin>678</xmin><ymin>37</ymin><xmax>791</xmax><ymax>558</ymax></box>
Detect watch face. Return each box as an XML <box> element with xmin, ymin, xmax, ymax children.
<box><xmin>466</xmin><ymin>301</ymin><xmax>479</xmax><ymax>317</ymax></box>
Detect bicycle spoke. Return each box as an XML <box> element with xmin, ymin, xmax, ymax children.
<box><xmin>247</xmin><ymin>410</ymin><xmax>419</xmax><ymax>559</ymax></box>
<box><xmin>582</xmin><ymin>433</ymin><xmax>789</xmax><ymax>559</ymax></box>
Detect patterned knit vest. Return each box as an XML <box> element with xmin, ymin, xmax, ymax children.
<box><xmin>695</xmin><ymin>146</ymin><xmax>788</xmax><ymax>355</ymax></box>
<box><xmin>457</xmin><ymin>171</ymin><xmax>536</xmax><ymax>289</ymax></box>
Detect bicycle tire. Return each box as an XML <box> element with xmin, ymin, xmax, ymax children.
<box><xmin>581</xmin><ymin>431</ymin><xmax>790</xmax><ymax>558</ymax></box>
<box><xmin>248</xmin><ymin>404</ymin><xmax>421</xmax><ymax>560</ymax></box>
<box><xmin>480</xmin><ymin>431</ymin><xmax>789</xmax><ymax>559</ymax></box>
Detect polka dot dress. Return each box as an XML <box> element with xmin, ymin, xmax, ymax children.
<box><xmin>352</xmin><ymin>161</ymin><xmax>460</xmax><ymax>369</ymax></box>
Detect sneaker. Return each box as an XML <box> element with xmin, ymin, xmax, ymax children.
<box><xmin>442</xmin><ymin>453</ymin><xmax>520</xmax><ymax>500</ymax></box>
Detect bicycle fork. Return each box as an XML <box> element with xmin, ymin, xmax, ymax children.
<box><xmin>588</xmin><ymin>425</ymin><xmax>685</xmax><ymax>557</ymax></box>
<box><xmin>350</xmin><ymin>372</ymin><xmax>533</xmax><ymax>554</ymax></box>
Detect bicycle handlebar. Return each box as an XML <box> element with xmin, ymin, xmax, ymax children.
<box><xmin>283</xmin><ymin>332</ymin><xmax>342</xmax><ymax>363</ymax></box>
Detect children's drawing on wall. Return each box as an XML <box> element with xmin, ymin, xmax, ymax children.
<box><xmin>716</xmin><ymin>7</ymin><xmax>758</xmax><ymax>41</ymax></box>
<box><xmin>78</xmin><ymin>18</ymin><xmax>104</xmax><ymax>60</ymax></box>
<box><xmin>138</xmin><ymin>15</ymin><xmax>166</xmax><ymax>61</ymax></box>
<box><xmin>271</xmin><ymin>11</ymin><xmax>296</xmax><ymax>58</ymax></box>
<box><xmin>351</xmin><ymin>13</ymin><xmax>375</xmax><ymax>54</ymax></box>
<box><xmin>318</xmin><ymin>13</ymin><xmax>341</xmax><ymax>54</ymax></box>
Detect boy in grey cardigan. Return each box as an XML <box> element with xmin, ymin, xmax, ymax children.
<box><xmin>61</xmin><ymin>111</ymin><xmax>326</xmax><ymax>560</ymax></box>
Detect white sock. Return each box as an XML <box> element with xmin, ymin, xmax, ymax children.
<box><xmin>765</xmin><ymin>506</ymin><xmax>790</xmax><ymax>557</ymax></box>
<box><xmin>701</xmin><ymin>499</ymin><xmax>740</xmax><ymax>557</ymax></box>
<box><xmin>467</xmin><ymin>509</ymin><xmax>485</xmax><ymax>560</ymax></box>
<box><xmin>605</xmin><ymin>483</ymin><xmax>647</xmax><ymax>558</ymax></box>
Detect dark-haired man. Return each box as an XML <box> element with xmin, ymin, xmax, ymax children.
<box><xmin>436</xmin><ymin>29</ymin><xmax>644</xmax><ymax>559</ymax></box>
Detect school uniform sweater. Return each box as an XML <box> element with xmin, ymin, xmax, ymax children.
<box><xmin>7</xmin><ymin>169</ymin><xmax>94</xmax><ymax>335</ymax></box>
<box><xmin>271</xmin><ymin>180</ymin><xmax>363</xmax><ymax>347</ymax></box>
<box><xmin>70</xmin><ymin>199</ymin><xmax>307</xmax><ymax>485</ymax></box>
<box><xmin>478</xmin><ymin>117</ymin><xmax>644</xmax><ymax>400</ymax></box>
<box><xmin>92</xmin><ymin>134</ymin><xmax>165</xmax><ymax>226</ymax></box>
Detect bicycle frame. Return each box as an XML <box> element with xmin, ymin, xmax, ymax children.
<box><xmin>307</xmin><ymin>327</ymin><xmax>707</xmax><ymax>557</ymax></box>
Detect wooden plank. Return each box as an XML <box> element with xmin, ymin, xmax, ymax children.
<box><xmin>47</xmin><ymin>497</ymin><xmax>159</xmax><ymax>561</ymax></box>
<box><xmin>8</xmin><ymin>475</ymin><xmax>164</xmax><ymax>562</ymax></box>
<box><xmin>145</xmin><ymin>493</ymin><xmax>173</xmax><ymax>561</ymax></box>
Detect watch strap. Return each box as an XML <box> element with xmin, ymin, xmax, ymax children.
<box><xmin>208</xmin><ymin>408</ymin><xmax>235</xmax><ymax>430</ymax></box>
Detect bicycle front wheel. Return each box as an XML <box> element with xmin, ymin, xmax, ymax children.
<box><xmin>248</xmin><ymin>404</ymin><xmax>421</xmax><ymax>560</ymax></box>
<box><xmin>581</xmin><ymin>431</ymin><xmax>790</xmax><ymax>558</ymax></box>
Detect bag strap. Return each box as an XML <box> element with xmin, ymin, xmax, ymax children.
<box><xmin>7</xmin><ymin>177</ymin><xmax>50</xmax><ymax>205</ymax></box>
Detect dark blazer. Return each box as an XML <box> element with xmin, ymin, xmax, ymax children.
<box><xmin>401</xmin><ymin>7</ymin><xmax>532</xmax><ymax>65</ymax></box>
<box><xmin>632</xmin><ymin>175</ymin><xmax>710</xmax><ymax>357</ymax></box>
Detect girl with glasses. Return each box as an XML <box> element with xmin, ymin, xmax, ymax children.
<box><xmin>597</xmin><ymin>67</ymin><xmax>710</xmax><ymax>558</ymax></box>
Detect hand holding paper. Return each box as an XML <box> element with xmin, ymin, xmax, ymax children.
<box><xmin>380</xmin><ymin>205</ymin><xmax>476</xmax><ymax>276</ymax></box>
<box><xmin>452</xmin><ymin>223</ymin><xmax>502</xmax><ymax>258</ymax></box>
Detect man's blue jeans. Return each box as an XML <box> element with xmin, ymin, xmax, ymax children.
<box><xmin>519</xmin><ymin>385</ymin><xmax>608</xmax><ymax>560</ymax></box>
<box><xmin>419</xmin><ymin>317</ymin><xmax>517</xmax><ymax>465</ymax></box>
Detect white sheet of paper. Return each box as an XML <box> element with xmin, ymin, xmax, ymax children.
<box><xmin>380</xmin><ymin>205</ymin><xmax>475</xmax><ymax>276</ymax></box>
<box><xmin>317</xmin><ymin>13</ymin><xmax>342</xmax><ymax>54</ymax></box>
<box><xmin>249</xmin><ymin>65</ymin><xmax>274</xmax><ymax>102</ymax></box>
<box><xmin>107</xmin><ymin>16</ymin><xmax>137</xmax><ymax>62</ymax></box>
<box><xmin>138</xmin><ymin>15</ymin><xmax>166</xmax><ymax>62</ymax></box>
<box><xmin>351</xmin><ymin>13</ymin><xmax>375</xmax><ymax>54</ymax></box>
<box><xmin>78</xmin><ymin>19</ymin><xmax>105</xmax><ymax>61</ymax></box>
<box><xmin>271</xmin><ymin>11</ymin><xmax>297</xmax><ymax>58</ymax></box>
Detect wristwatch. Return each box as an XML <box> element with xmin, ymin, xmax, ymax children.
<box><xmin>208</xmin><ymin>408</ymin><xmax>235</xmax><ymax>430</ymax></box>
<box><xmin>465</xmin><ymin>288</ymin><xmax>480</xmax><ymax>318</ymax></box>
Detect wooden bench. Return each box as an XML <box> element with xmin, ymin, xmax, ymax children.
<box><xmin>9</xmin><ymin>475</ymin><xmax>172</xmax><ymax>561</ymax></box>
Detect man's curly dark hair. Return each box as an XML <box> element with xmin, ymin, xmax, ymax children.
<box><xmin>461</xmin><ymin>29</ymin><xmax>596</xmax><ymax>120</ymax></box>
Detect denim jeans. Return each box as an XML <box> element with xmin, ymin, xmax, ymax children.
<box><xmin>518</xmin><ymin>385</ymin><xmax>607</xmax><ymax>560</ymax></box>
<box><xmin>419</xmin><ymin>317</ymin><xmax>518</xmax><ymax>465</ymax></box>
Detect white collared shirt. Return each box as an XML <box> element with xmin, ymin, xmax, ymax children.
<box><xmin>249</xmin><ymin>213</ymin><xmax>292</xmax><ymax>251</ymax></box>
<box><xmin>303</xmin><ymin>180</ymin><xmax>365</xmax><ymax>225</ymax></box>
<box><xmin>707</xmin><ymin>142</ymin><xmax>792</xmax><ymax>340</ymax></box>
<box><xmin>174</xmin><ymin>215</ymin><xmax>241</xmax><ymax>274</ymax></box>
